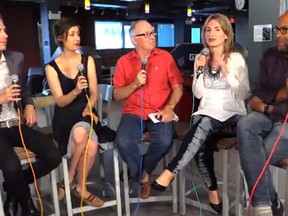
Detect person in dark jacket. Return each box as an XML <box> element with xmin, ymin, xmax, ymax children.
<box><xmin>237</xmin><ymin>11</ymin><xmax>288</xmax><ymax>216</ymax></box>
<box><xmin>0</xmin><ymin>13</ymin><xmax>61</xmax><ymax>216</ymax></box>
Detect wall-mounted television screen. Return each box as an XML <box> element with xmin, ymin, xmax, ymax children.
<box><xmin>95</xmin><ymin>21</ymin><xmax>123</xmax><ymax>49</ymax></box>
<box><xmin>191</xmin><ymin>27</ymin><xmax>201</xmax><ymax>44</ymax></box>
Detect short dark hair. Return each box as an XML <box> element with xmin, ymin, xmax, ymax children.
<box><xmin>52</xmin><ymin>17</ymin><xmax>80</xmax><ymax>48</ymax></box>
<box><xmin>0</xmin><ymin>13</ymin><xmax>3</xmax><ymax>20</ymax></box>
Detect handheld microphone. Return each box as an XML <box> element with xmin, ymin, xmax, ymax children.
<box><xmin>11</xmin><ymin>74</ymin><xmax>19</xmax><ymax>84</ymax></box>
<box><xmin>141</xmin><ymin>57</ymin><xmax>147</xmax><ymax>74</ymax></box>
<box><xmin>196</xmin><ymin>47</ymin><xmax>210</xmax><ymax>79</ymax></box>
<box><xmin>77</xmin><ymin>63</ymin><xmax>87</xmax><ymax>94</ymax></box>
<box><xmin>11</xmin><ymin>74</ymin><xmax>19</xmax><ymax>107</ymax></box>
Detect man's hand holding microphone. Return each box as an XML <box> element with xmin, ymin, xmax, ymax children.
<box><xmin>133</xmin><ymin>58</ymin><xmax>147</xmax><ymax>88</ymax></box>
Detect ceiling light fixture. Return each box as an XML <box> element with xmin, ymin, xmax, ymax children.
<box><xmin>74</xmin><ymin>6</ymin><xmax>79</xmax><ymax>14</ymax></box>
<box><xmin>187</xmin><ymin>6</ymin><xmax>192</xmax><ymax>17</ymax></box>
<box><xmin>145</xmin><ymin>2</ymin><xmax>150</xmax><ymax>14</ymax></box>
<box><xmin>84</xmin><ymin>0</ymin><xmax>90</xmax><ymax>10</ymax></box>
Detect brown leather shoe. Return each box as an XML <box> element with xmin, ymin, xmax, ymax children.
<box><xmin>140</xmin><ymin>181</ymin><xmax>151</xmax><ymax>199</ymax></box>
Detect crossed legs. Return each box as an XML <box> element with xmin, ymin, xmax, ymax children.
<box><xmin>59</xmin><ymin>126</ymin><xmax>104</xmax><ymax>206</ymax></box>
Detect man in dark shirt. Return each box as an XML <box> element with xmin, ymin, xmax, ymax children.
<box><xmin>237</xmin><ymin>11</ymin><xmax>288</xmax><ymax>216</ymax></box>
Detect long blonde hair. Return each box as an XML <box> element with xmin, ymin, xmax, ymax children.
<box><xmin>201</xmin><ymin>13</ymin><xmax>234</xmax><ymax>60</ymax></box>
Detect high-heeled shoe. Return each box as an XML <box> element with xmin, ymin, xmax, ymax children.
<box><xmin>151</xmin><ymin>177</ymin><xmax>174</xmax><ymax>192</ymax></box>
<box><xmin>209</xmin><ymin>200</ymin><xmax>222</xmax><ymax>215</ymax></box>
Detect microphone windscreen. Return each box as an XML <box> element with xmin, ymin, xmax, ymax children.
<box><xmin>141</xmin><ymin>57</ymin><xmax>147</xmax><ymax>65</ymax></box>
<box><xmin>11</xmin><ymin>74</ymin><xmax>19</xmax><ymax>83</ymax></box>
<box><xmin>200</xmin><ymin>47</ymin><xmax>210</xmax><ymax>56</ymax></box>
<box><xmin>77</xmin><ymin>64</ymin><xmax>84</xmax><ymax>75</ymax></box>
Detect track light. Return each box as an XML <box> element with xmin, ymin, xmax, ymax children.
<box><xmin>74</xmin><ymin>7</ymin><xmax>78</xmax><ymax>14</ymax></box>
<box><xmin>84</xmin><ymin>0</ymin><xmax>91</xmax><ymax>10</ymax></box>
<box><xmin>187</xmin><ymin>6</ymin><xmax>192</xmax><ymax>17</ymax></box>
<box><xmin>101</xmin><ymin>9</ymin><xmax>105</xmax><ymax>15</ymax></box>
<box><xmin>145</xmin><ymin>2</ymin><xmax>150</xmax><ymax>14</ymax></box>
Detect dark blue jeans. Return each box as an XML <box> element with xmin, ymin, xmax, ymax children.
<box><xmin>237</xmin><ymin>111</ymin><xmax>288</xmax><ymax>206</ymax></box>
<box><xmin>115</xmin><ymin>114</ymin><xmax>173</xmax><ymax>180</ymax></box>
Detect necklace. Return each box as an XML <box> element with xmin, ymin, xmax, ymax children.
<box><xmin>207</xmin><ymin>65</ymin><xmax>220</xmax><ymax>79</ymax></box>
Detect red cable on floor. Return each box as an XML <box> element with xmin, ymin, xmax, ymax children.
<box><xmin>247</xmin><ymin>113</ymin><xmax>288</xmax><ymax>216</ymax></box>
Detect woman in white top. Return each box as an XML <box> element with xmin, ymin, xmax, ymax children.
<box><xmin>152</xmin><ymin>13</ymin><xmax>250</xmax><ymax>214</ymax></box>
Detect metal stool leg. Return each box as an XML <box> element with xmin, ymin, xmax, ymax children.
<box><xmin>222</xmin><ymin>150</ymin><xmax>229</xmax><ymax>216</ymax></box>
<box><xmin>285</xmin><ymin>167</ymin><xmax>288</xmax><ymax>213</ymax></box>
<box><xmin>179</xmin><ymin>168</ymin><xmax>186</xmax><ymax>215</ymax></box>
<box><xmin>235</xmin><ymin>153</ymin><xmax>242</xmax><ymax>216</ymax></box>
<box><xmin>0</xmin><ymin>191</ymin><xmax>4</xmax><ymax>216</ymax></box>
<box><xmin>51</xmin><ymin>168</ymin><xmax>60</xmax><ymax>216</ymax></box>
<box><xmin>123</xmin><ymin>162</ymin><xmax>131</xmax><ymax>216</ymax></box>
<box><xmin>62</xmin><ymin>157</ymin><xmax>73</xmax><ymax>216</ymax></box>
<box><xmin>113</xmin><ymin>148</ymin><xmax>122</xmax><ymax>216</ymax></box>
<box><xmin>172</xmin><ymin>143</ymin><xmax>178</xmax><ymax>213</ymax></box>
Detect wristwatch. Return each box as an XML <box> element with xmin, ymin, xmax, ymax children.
<box><xmin>263</xmin><ymin>104</ymin><xmax>270</xmax><ymax>116</ymax></box>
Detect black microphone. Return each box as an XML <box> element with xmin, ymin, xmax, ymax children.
<box><xmin>11</xmin><ymin>74</ymin><xmax>19</xmax><ymax>108</ymax></box>
<box><xmin>141</xmin><ymin>57</ymin><xmax>147</xmax><ymax>73</ymax></box>
<box><xmin>196</xmin><ymin>47</ymin><xmax>210</xmax><ymax>79</ymax></box>
<box><xmin>77</xmin><ymin>63</ymin><xmax>87</xmax><ymax>94</ymax></box>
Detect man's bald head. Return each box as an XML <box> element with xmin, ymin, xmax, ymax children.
<box><xmin>275</xmin><ymin>11</ymin><xmax>288</xmax><ymax>51</ymax></box>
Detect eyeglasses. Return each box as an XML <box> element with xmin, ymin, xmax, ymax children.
<box><xmin>133</xmin><ymin>31</ymin><xmax>157</xmax><ymax>38</ymax></box>
<box><xmin>273</xmin><ymin>26</ymin><xmax>288</xmax><ymax>34</ymax></box>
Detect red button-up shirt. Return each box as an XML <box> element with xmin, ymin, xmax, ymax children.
<box><xmin>114</xmin><ymin>48</ymin><xmax>183</xmax><ymax>119</ymax></box>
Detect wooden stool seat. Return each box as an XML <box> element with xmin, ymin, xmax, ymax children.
<box><xmin>174</xmin><ymin>122</ymin><xmax>190</xmax><ymax>140</ymax></box>
<box><xmin>216</xmin><ymin>137</ymin><xmax>237</xmax><ymax>150</ymax></box>
<box><xmin>13</xmin><ymin>147</ymin><xmax>36</xmax><ymax>160</ymax></box>
<box><xmin>275</xmin><ymin>158</ymin><xmax>288</xmax><ymax>169</ymax></box>
<box><xmin>143</xmin><ymin>131</ymin><xmax>150</xmax><ymax>142</ymax></box>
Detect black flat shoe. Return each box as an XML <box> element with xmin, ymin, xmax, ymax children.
<box><xmin>18</xmin><ymin>197</ymin><xmax>40</xmax><ymax>216</ymax></box>
<box><xmin>151</xmin><ymin>180</ymin><xmax>166</xmax><ymax>192</ymax></box>
<box><xmin>4</xmin><ymin>194</ymin><xmax>18</xmax><ymax>216</ymax></box>
<box><xmin>151</xmin><ymin>177</ymin><xmax>175</xmax><ymax>192</ymax></box>
<box><xmin>209</xmin><ymin>200</ymin><xmax>222</xmax><ymax>215</ymax></box>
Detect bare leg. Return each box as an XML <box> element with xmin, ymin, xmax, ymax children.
<box><xmin>69</xmin><ymin>127</ymin><xmax>90</xmax><ymax>183</ymax></box>
<box><xmin>209</xmin><ymin>190</ymin><xmax>221</xmax><ymax>204</ymax></box>
<box><xmin>76</xmin><ymin>139</ymin><xmax>98</xmax><ymax>197</ymax></box>
<box><xmin>154</xmin><ymin>169</ymin><xmax>175</xmax><ymax>187</ymax></box>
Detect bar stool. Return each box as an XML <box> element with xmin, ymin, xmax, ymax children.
<box><xmin>60</xmin><ymin>144</ymin><xmax>122</xmax><ymax>216</ymax></box>
<box><xmin>0</xmin><ymin>147</ymin><xmax>59</xmax><ymax>216</ymax></box>
<box><xmin>179</xmin><ymin>136</ymin><xmax>242</xmax><ymax>216</ymax></box>
<box><xmin>271</xmin><ymin>158</ymin><xmax>288</xmax><ymax>213</ymax></box>
<box><xmin>122</xmin><ymin>129</ymin><xmax>179</xmax><ymax>216</ymax></box>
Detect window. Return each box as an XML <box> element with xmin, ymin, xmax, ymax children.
<box><xmin>191</xmin><ymin>27</ymin><xmax>201</xmax><ymax>44</ymax></box>
<box><xmin>157</xmin><ymin>24</ymin><xmax>175</xmax><ymax>47</ymax></box>
<box><xmin>124</xmin><ymin>25</ymin><xmax>134</xmax><ymax>49</ymax></box>
<box><xmin>95</xmin><ymin>21</ymin><xmax>123</xmax><ymax>49</ymax></box>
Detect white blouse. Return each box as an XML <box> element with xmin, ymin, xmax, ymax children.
<box><xmin>192</xmin><ymin>52</ymin><xmax>250</xmax><ymax>122</ymax></box>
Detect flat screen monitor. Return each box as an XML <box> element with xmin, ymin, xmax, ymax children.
<box><xmin>157</xmin><ymin>24</ymin><xmax>175</xmax><ymax>47</ymax></box>
<box><xmin>94</xmin><ymin>21</ymin><xmax>123</xmax><ymax>49</ymax></box>
<box><xmin>170</xmin><ymin>43</ymin><xmax>203</xmax><ymax>70</ymax></box>
<box><xmin>191</xmin><ymin>27</ymin><xmax>201</xmax><ymax>44</ymax></box>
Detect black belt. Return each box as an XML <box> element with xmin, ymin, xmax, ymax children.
<box><xmin>0</xmin><ymin>119</ymin><xmax>19</xmax><ymax>128</ymax></box>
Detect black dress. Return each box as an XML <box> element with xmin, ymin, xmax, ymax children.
<box><xmin>47</xmin><ymin>56</ymin><xmax>91</xmax><ymax>155</ymax></box>
<box><xmin>48</xmin><ymin>55</ymin><xmax>116</xmax><ymax>155</ymax></box>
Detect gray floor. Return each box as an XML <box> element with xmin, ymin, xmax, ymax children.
<box><xmin>5</xmin><ymin>99</ymin><xmax>287</xmax><ymax>216</ymax></box>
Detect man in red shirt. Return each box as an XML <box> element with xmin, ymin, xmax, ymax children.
<box><xmin>113</xmin><ymin>20</ymin><xmax>183</xmax><ymax>199</ymax></box>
